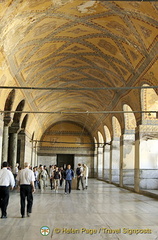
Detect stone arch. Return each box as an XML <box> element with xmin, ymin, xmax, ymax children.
<box><xmin>13</xmin><ymin>100</ymin><xmax>25</xmax><ymax>126</ymax></box>
<box><xmin>1</xmin><ymin>89</ymin><xmax>16</xmax><ymax>164</ymax></box>
<box><xmin>3</xmin><ymin>89</ymin><xmax>15</xmax><ymax>122</ymax></box>
<box><xmin>123</xmin><ymin>104</ymin><xmax>136</xmax><ymax>133</ymax></box>
<box><xmin>138</xmin><ymin>84</ymin><xmax>158</xmax><ymax>190</ymax></box>
<box><xmin>98</xmin><ymin>131</ymin><xmax>104</xmax><ymax>147</ymax></box>
<box><xmin>21</xmin><ymin>114</ymin><xmax>29</xmax><ymax>131</ymax></box>
<box><xmin>141</xmin><ymin>84</ymin><xmax>158</xmax><ymax>125</ymax></box>
<box><xmin>104</xmin><ymin>125</ymin><xmax>111</xmax><ymax>143</ymax></box>
<box><xmin>121</xmin><ymin>104</ymin><xmax>136</xmax><ymax>187</ymax></box>
<box><xmin>112</xmin><ymin>116</ymin><xmax>121</xmax><ymax>139</ymax></box>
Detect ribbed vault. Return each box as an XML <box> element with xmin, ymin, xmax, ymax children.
<box><xmin>0</xmin><ymin>0</ymin><xmax>157</xmax><ymax>139</ymax></box>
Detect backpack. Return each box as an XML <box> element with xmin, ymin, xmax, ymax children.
<box><xmin>76</xmin><ymin>167</ymin><xmax>81</xmax><ymax>176</ymax></box>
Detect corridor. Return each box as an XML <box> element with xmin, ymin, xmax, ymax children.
<box><xmin>0</xmin><ymin>179</ymin><xmax>157</xmax><ymax>240</ymax></box>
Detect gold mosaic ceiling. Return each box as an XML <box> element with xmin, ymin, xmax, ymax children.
<box><xmin>0</xmin><ymin>0</ymin><xmax>158</xmax><ymax>135</ymax></box>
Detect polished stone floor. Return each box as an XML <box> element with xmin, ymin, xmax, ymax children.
<box><xmin>0</xmin><ymin>179</ymin><xmax>158</xmax><ymax>240</ymax></box>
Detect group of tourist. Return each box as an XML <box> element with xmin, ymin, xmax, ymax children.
<box><xmin>0</xmin><ymin>161</ymin><xmax>88</xmax><ymax>219</ymax></box>
<box><xmin>33</xmin><ymin>163</ymin><xmax>88</xmax><ymax>193</ymax></box>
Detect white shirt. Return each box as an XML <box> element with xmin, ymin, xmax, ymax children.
<box><xmin>16</xmin><ymin>168</ymin><xmax>35</xmax><ymax>185</ymax></box>
<box><xmin>0</xmin><ymin>168</ymin><xmax>15</xmax><ymax>188</ymax></box>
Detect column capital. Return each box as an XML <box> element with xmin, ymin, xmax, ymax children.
<box><xmin>9</xmin><ymin>123</ymin><xmax>20</xmax><ymax>134</ymax></box>
<box><xmin>3</xmin><ymin>116</ymin><xmax>13</xmax><ymax>127</ymax></box>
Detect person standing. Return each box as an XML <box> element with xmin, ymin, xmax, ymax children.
<box><xmin>0</xmin><ymin>162</ymin><xmax>15</xmax><ymax>219</ymax></box>
<box><xmin>59</xmin><ymin>167</ymin><xmax>65</xmax><ymax>187</ymax></box>
<box><xmin>76</xmin><ymin>163</ymin><xmax>84</xmax><ymax>190</ymax></box>
<box><xmin>64</xmin><ymin>165</ymin><xmax>74</xmax><ymax>194</ymax></box>
<box><xmin>38</xmin><ymin>165</ymin><xmax>48</xmax><ymax>192</ymax></box>
<box><xmin>16</xmin><ymin>162</ymin><xmax>35</xmax><ymax>218</ymax></box>
<box><xmin>83</xmin><ymin>164</ymin><xmax>89</xmax><ymax>189</ymax></box>
<box><xmin>53</xmin><ymin>167</ymin><xmax>61</xmax><ymax>193</ymax></box>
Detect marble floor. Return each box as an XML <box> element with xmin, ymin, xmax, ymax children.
<box><xmin>0</xmin><ymin>179</ymin><xmax>158</xmax><ymax>240</ymax></box>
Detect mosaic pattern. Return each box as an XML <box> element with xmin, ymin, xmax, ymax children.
<box><xmin>0</xmin><ymin>0</ymin><xmax>157</xmax><ymax>137</ymax></box>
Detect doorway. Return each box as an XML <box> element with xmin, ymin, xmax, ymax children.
<box><xmin>57</xmin><ymin>154</ymin><xmax>74</xmax><ymax>170</ymax></box>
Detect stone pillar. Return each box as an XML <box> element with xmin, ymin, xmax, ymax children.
<box><xmin>109</xmin><ymin>143</ymin><xmax>112</xmax><ymax>183</ymax></box>
<box><xmin>134</xmin><ymin>127</ymin><xmax>140</xmax><ymax>193</ymax></box>
<box><xmin>9</xmin><ymin>124</ymin><xmax>20</xmax><ymax>171</ymax></box>
<box><xmin>9</xmin><ymin>132</ymin><xmax>18</xmax><ymax>171</ymax></box>
<box><xmin>18</xmin><ymin>132</ymin><xmax>25</xmax><ymax>169</ymax></box>
<box><xmin>103</xmin><ymin>143</ymin><xmax>111</xmax><ymax>181</ymax></box>
<box><xmin>97</xmin><ymin>146</ymin><xmax>104</xmax><ymax>179</ymax></box>
<box><xmin>111</xmin><ymin>137</ymin><xmax>120</xmax><ymax>184</ymax></box>
<box><xmin>2</xmin><ymin>125</ymin><xmax>9</xmax><ymax>162</ymax></box>
<box><xmin>135</xmin><ymin>125</ymin><xmax>158</xmax><ymax>192</ymax></box>
<box><xmin>120</xmin><ymin>133</ymin><xmax>135</xmax><ymax>188</ymax></box>
<box><xmin>2</xmin><ymin>117</ymin><xmax>12</xmax><ymax>163</ymax></box>
<box><xmin>102</xmin><ymin>145</ymin><xmax>105</xmax><ymax>179</ymax></box>
<box><xmin>33</xmin><ymin>141</ymin><xmax>38</xmax><ymax>167</ymax></box>
<box><xmin>0</xmin><ymin>115</ymin><xmax>4</xmax><ymax>167</ymax></box>
<box><xmin>120</xmin><ymin>136</ymin><xmax>124</xmax><ymax>187</ymax></box>
<box><xmin>93</xmin><ymin>147</ymin><xmax>98</xmax><ymax>178</ymax></box>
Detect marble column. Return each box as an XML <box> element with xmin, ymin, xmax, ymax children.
<box><xmin>135</xmin><ymin>125</ymin><xmax>158</xmax><ymax>192</ymax></box>
<box><xmin>2</xmin><ymin>125</ymin><xmax>9</xmax><ymax>162</ymax></box>
<box><xmin>93</xmin><ymin>147</ymin><xmax>98</xmax><ymax>178</ymax></box>
<box><xmin>2</xmin><ymin>118</ymin><xmax>12</xmax><ymax>163</ymax></box>
<box><xmin>120</xmin><ymin>133</ymin><xmax>135</xmax><ymax>187</ymax></box>
<box><xmin>103</xmin><ymin>143</ymin><xmax>110</xmax><ymax>181</ymax></box>
<box><xmin>120</xmin><ymin>136</ymin><xmax>124</xmax><ymax>187</ymax></box>
<box><xmin>18</xmin><ymin>132</ymin><xmax>26</xmax><ymax>169</ymax></box>
<box><xmin>109</xmin><ymin>143</ymin><xmax>112</xmax><ymax>183</ymax></box>
<box><xmin>134</xmin><ymin>127</ymin><xmax>140</xmax><ymax>193</ymax></box>
<box><xmin>111</xmin><ymin>137</ymin><xmax>120</xmax><ymax>184</ymax></box>
<box><xmin>97</xmin><ymin>146</ymin><xmax>104</xmax><ymax>179</ymax></box>
<box><xmin>9</xmin><ymin>132</ymin><xmax>18</xmax><ymax>170</ymax></box>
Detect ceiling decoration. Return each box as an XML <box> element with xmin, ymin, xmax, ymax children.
<box><xmin>0</xmin><ymin>0</ymin><xmax>157</xmax><ymax>136</ymax></box>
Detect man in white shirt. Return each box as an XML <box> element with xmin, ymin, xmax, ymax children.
<box><xmin>16</xmin><ymin>162</ymin><xmax>35</xmax><ymax>218</ymax></box>
<box><xmin>0</xmin><ymin>161</ymin><xmax>15</xmax><ymax>219</ymax></box>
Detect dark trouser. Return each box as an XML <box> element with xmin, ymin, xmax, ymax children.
<box><xmin>60</xmin><ymin>178</ymin><xmax>64</xmax><ymax>187</ymax></box>
<box><xmin>20</xmin><ymin>185</ymin><xmax>33</xmax><ymax>216</ymax></box>
<box><xmin>65</xmin><ymin>180</ymin><xmax>72</xmax><ymax>193</ymax></box>
<box><xmin>0</xmin><ymin>186</ymin><xmax>9</xmax><ymax>217</ymax></box>
<box><xmin>77</xmin><ymin>176</ymin><xmax>84</xmax><ymax>190</ymax></box>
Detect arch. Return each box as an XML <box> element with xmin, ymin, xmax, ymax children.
<box><xmin>104</xmin><ymin>125</ymin><xmax>111</xmax><ymax>143</ymax></box>
<box><xmin>123</xmin><ymin>104</ymin><xmax>136</xmax><ymax>133</ymax></box>
<box><xmin>21</xmin><ymin>114</ymin><xmax>29</xmax><ymax>130</ymax></box>
<box><xmin>13</xmin><ymin>100</ymin><xmax>25</xmax><ymax>125</ymax></box>
<box><xmin>4</xmin><ymin>89</ymin><xmax>15</xmax><ymax>120</ymax></box>
<box><xmin>98</xmin><ymin>131</ymin><xmax>104</xmax><ymax>147</ymax></box>
<box><xmin>141</xmin><ymin>84</ymin><xmax>158</xmax><ymax>124</ymax></box>
<box><xmin>40</xmin><ymin>121</ymin><xmax>94</xmax><ymax>149</ymax></box>
<box><xmin>112</xmin><ymin>116</ymin><xmax>121</xmax><ymax>139</ymax></box>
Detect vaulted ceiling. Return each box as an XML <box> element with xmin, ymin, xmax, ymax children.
<box><xmin>0</xmin><ymin>0</ymin><xmax>158</xmax><ymax>138</ymax></box>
